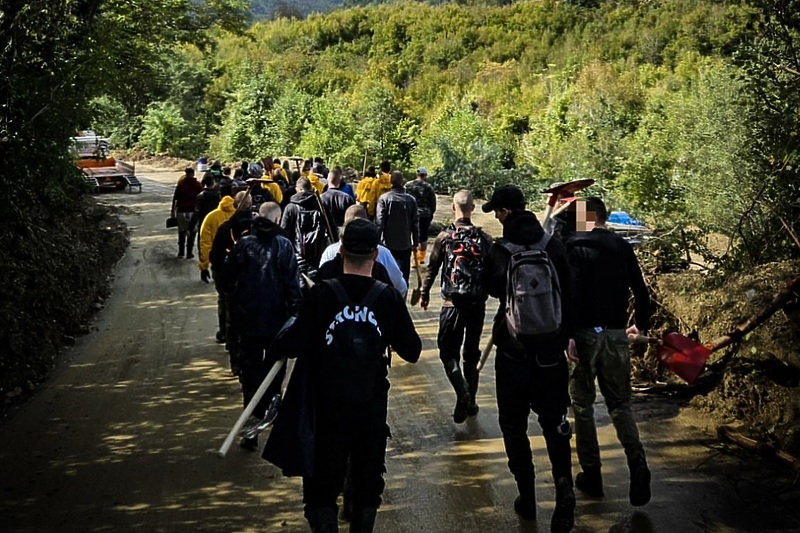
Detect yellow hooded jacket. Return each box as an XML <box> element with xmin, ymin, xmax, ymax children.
<box><xmin>198</xmin><ymin>195</ymin><xmax>236</xmax><ymax>270</ymax></box>
<box><xmin>365</xmin><ymin>172</ymin><xmax>393</xmax><ymax>218</ymax></box>
<box><xmin>308</xmin><ymin>174</ymin><xmax>325</xmax><ymax>195</ymax></box>
<box><xmin>356</xmin><ymin>176</ymin><xmax>375</xmax><ymax>214</ymax></box>
<box><xmin>261</xmin><ymin>180</ymin><xmax>283</xmax><ymax>205</ymax></box>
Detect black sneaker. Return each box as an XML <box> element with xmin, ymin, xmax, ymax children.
<box><xmin>186</xmin><ymin>253</ymin><xmax>194</xmax><ymax>259</ymax></box>
<box><xmin>453</xmin><ymin>391</ymin><xmax>470</xmax><ymax>424</ymax></box>
<box><xmin>629</xmin><ymin>455</ymin><xmax>651</xmax><ymax>507</ymax></box>
<box><xmin>575</xmin><ymin>468</ymin><xmax>604</xmax><ymax>498</ymax></box>
<box><xmin>467</xmin><ymin>402</ymin><xmax>479</xmax><ymax>417</ymax></box>
<box><xmin>551</xmin><ymin>477</ymin><xmax>575</xmax><ymax>533</ymax></box>
<box><xmin>177</xmin><ymin>252</ymin><xmax>185</xmax><ymax>258</ymax></box>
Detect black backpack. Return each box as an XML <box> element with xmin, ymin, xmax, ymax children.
<box><xmin>441</xmin><ymin>225</ymin><xmax>486</xmax><ymax>306</ymax></box>
<box><xmin>294</xmin><ymin>205</ymin><xmax>328</xmax><ymax>267</ymax></box>
<box><xmin>318</xmin><ymin>279</ymin><xmax>389</xmax><ymax>402</ymax></box>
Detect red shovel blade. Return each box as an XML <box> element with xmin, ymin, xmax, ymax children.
<box><xmin>542</xmin><ymin>179</ymin><xmax>595</xmax><ymax>206</ymax></box>
<box><xmin>656</xmin><ymin>332</ymin><xmax>713</xmax><ymax>384</ymax></box>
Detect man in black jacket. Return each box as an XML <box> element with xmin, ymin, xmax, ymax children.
<box><xmin>320</xmin><ymin>170</ymin><xmax>355</xmax><ymax>232</ymax></box>
<box><xmin>225</xmin><ymin>201</ymin><xmax>302</xmax><ymax>451</ymax></box>
<box><xmin>272</xmin><ymin>218</ymin><xmax>421</xmax><ymax>533</ymax></box>
<box><xmin>209</xmin><ymin>205</ymin><xmax>255</xmax><ymax>375</ymax></box>
<box><xmin>481</xmin><ymin>185</ymin><xmax>576</xmax><ymax>533</ymax></box>
<box><xmin>194</xmin><ymin>172</ymin><xmax>221</xmax><ymax>251</ymax></box>
<box><xmin>281</xmin><ymin>177</ymin><xmax>333</xmax><ymax>282</ymax></box>
<box><xmin>566</xmin><ymin>196</ymin><xmax>652</xmax><ymax>507</ymax></box>
<box><xmin>375</xmin><ymin>171</ymin><xmax>419</xmax><ymax>284</ymax></box>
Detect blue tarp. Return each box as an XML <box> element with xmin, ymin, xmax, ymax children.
<box><xmin>608</xmin><ymin>211</ymin><xmax>646</xmax><ymax>227</ymax></box>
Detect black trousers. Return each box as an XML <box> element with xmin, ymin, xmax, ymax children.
<box><xmin>303</xmin><ymin>396</ymin><xmax>389</xmax><ymax>515</ymax></box>
<box><xmin>239</xmin><ymin>335</ymin><xmax>284</xmax><ymax>419</ymax></box>
<box><xmin>437</xmin><ymin>305</ymin><xmax>485</xmax><ymax>366</ymax></box>
<box><xmin>495</xmin><ymin>347</ymin><xmax>573</xmax><ymax>485</ymax></box>
<box><xmin>389</xmin><ymin>247</ymin><xmax>412</xmax><ymax>285</ymax></box>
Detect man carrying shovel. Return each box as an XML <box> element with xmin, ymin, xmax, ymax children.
<box><xmin>566</xmin><ymin>196</ymin><xmax>652</xmax><ymax>506</ymax></box>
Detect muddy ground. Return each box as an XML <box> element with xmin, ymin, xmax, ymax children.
<box><xmin>0</xmin><ymin>161</ymin><xmax>799</xmax><ymax>532</ymax></box>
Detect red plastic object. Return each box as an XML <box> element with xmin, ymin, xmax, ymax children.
<box><xmin>657</xmin><ymin>332</ymin><xmax>713</xmax><ymax>384</ymax></box>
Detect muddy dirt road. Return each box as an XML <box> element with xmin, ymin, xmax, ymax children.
<box><xmin>1</xmin><ymin>167</ymin><xmax>799</xmax><ymax>533</ymax></box>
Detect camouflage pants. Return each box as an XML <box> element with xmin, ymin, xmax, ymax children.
<box><xmin>569</xmin><ymin>328</ymin><xmax>645</xmax><ymax>470</ymax></box>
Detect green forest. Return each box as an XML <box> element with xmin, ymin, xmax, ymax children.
<box><xmin>2</xmin><ymin>0</ymin><xmax>799</xmax><ymax>271</ymax></box>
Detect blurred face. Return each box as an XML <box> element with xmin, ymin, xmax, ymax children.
<box><xmin>575</xmin><ymin>202</ymin><xmax>597</xmax><ymax>231</ymax></box>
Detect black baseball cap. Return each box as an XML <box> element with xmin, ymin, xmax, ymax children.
<box><xmin>481</xmin><ymin>185</ymin><xmax>526</xmax><ymax>213</ymax></box>
<box><xmin>340</xmin><ymin>218</ymin><xmax>380</xmax><ymax>256</ymax></box>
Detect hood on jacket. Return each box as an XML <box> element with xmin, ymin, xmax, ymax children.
<box><xmin>502</xmin><ymin>210</ymin><xmax>545</xmax><ymax>245</ymax></box>
<box><xmin>252</xmin><ymin>216</ymin><xmax>282</xmax><ymax>241</ymax></box>
<box><xmin>289</xmin><ymin>191</ymin><xmax>318</xmax><ymax>210</ymax></box>
<box><xmin>218</xmin><ymin>194</ymin><xmax>236</xmax><ymax>213</ymax></box>
<box><xmin>229</xmin><ymin>210</ymin><xmax>254</xmax><ymax>236</ymax></box>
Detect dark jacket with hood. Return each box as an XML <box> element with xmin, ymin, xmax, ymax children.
<box><xmin>483</xmin><ymin>210</ymin><xmax>574</xmax><ymax>356</ymax></box>
<box><xmin>225</xmin><ymin>216</ymin><xmax>302</xmax><ymax>338</ymax></box>
<box><xmin>194</xmin><ymin>188</ymin><xmax>222</xmax><ymax>230</ymax></box>
<box><xmin>209</xmin><ymin>209</ymin><xmax>254</xmax><ymax>282</ymax></box>
<box><xmin>280</xmin><ymin>191</ymin><xmax>332</xmax><ymax>267</ymax></box>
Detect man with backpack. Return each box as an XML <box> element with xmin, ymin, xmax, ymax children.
<box><xmin>405</xmin><ymin>167</ymin><xmax>437</xmax><ymax>265</ymax></box>
<box><xmin>267</xmin><ymin>217</ymin><xmax>421</xmax><ymax>533</ymax></box>
<box><xmin>566</xmin><ymin>196</ymin><xmax>652</xmax><ymax>507</ymax></box>
<box><xmin>225</xmin><ymin>201</ymin><xmax>302</xmax><ymax>452</ymax></box>
<box><xmin>420</xmin><ymin>190</ymin><xmax>492</xmax><ymax>423</ymax></box>
<box><xmin>375</xmin><ymin>171</ymin><xmax>419</xmax><ymax>284</ymax></box>
<box><xmin>482</xmin><ymin>185</ymin><xmax>576</xmax><ymax>533</ymax></box>
<box><xmin>280</xmin><ymin>176</ymin><xmax>333</xmax><ymax>284</ymax></box>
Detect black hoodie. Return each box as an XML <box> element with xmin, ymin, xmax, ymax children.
<box><xmin>483</xmin><ymin>210</ymin><xmax>574</xmax><ymax>354</ymax></box>
<box><xmin>225</xmin><ymin>217</ymin><xmax>302</xmax><ymax>338</ymax></box>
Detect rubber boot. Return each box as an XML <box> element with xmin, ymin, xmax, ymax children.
<box><xmin>513</xmin><ymin>477</ymin><xmax>536</xmax><ymax>520</ymax></box>
<box><xmin>310</xmin><ymin>507</ymin><xmax>339</xmax><ymax>533</ymax></box>
<box><xmin>349</xmin><ymin>506</ymin><xmax>377</xmax><ymax>533</ymax></box>
<box><xmin>444</xmin><ymin>359</ymin><xmax>470</xmax><ymax>423</ymax></box>
<box><xmin>628</xmin><ymin>454</ymin><xmax>651</xmax><ymax>507</ymax></box>
<box><xmin>464</xmin><ymin>364</ymin><xmax>479</xmax><ymax>416</ymax></box>
<box><xmin>177</xmin><ymin>231</ymin><xmax>186</xmax><ymax>258</ymax></box>
<box><xmin>551</xmin><ymin>476</ymin><xmax>575</xmax><ymax>533</ymax></box>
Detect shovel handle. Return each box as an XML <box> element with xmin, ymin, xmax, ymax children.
<box><xmin>628</xmin><ymin>334</ymin><xmax>662</xmax><ymax>345</ymax></box>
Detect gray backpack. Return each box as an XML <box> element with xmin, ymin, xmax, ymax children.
<box><xmin>503</xmin><ymin>233</ymin><xmax>562</xmax><ymax>338</ymax></box>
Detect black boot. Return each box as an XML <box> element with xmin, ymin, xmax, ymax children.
<box><xmin>513</xmin><ymin>477</ymin><xmax>536</xmax><ymax>520</ymax></box>
<box><xmin>310</xmin><ymin>507</ymin><xmax>339</xmax><ymax>533</ymax></box>
<box><xmin>464</xmin><ymin>364</ymin><xmax>479</xmax><ymax>416</ymax></box>
<box><xmin>349</xmin><ymin>506</ymin><xmax>377</xmax><ymax>533</ymax></box>
<box><xmin>575</xmin><ymin>465</ymin><xmax>604</xmax><ymax>498</ymax></box>
<box><xmin>177</xmin><ymin>231</ymin><xmax>186</xmax><ymax>257</ymax></box>
<box><xmin>444</xmin><ymin>360</ymin><xmax>470</xmax><ymax>423</ymax></box>
<box><xmin>628</xmin><ymin>454</ymin><xmax>651</xmax><ymax>507</ymax></box>
<box><xmin>551</xmin><ymin>476</ymin><xmax>575</xmax><ymax>533</ymax></box>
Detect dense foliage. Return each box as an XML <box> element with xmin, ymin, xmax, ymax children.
<box><xmin>3</xmin><ymin>0</ymin><xmax>800</xmax><ymax>270</ymax></box>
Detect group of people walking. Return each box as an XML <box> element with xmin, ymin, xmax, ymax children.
<box><xmin>170</xmin><ymin>159</ymin><xmax>652</xmax><ymax>533</ymax></box>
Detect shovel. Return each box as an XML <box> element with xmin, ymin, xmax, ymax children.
<box><xmin>410</xmin><ymin>252</ymin><xmax>423</xmax><ymax>306</ymax></box>
<box><xmin>654</xmin><ymin>273</ymin><xmax>800</xmax><ymax>384</ymax></box>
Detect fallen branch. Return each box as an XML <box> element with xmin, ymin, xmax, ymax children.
<box><xmin>717</xmin><ymin>425</ymin><xmax>800</xmax><ymax>472</ymax></box>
